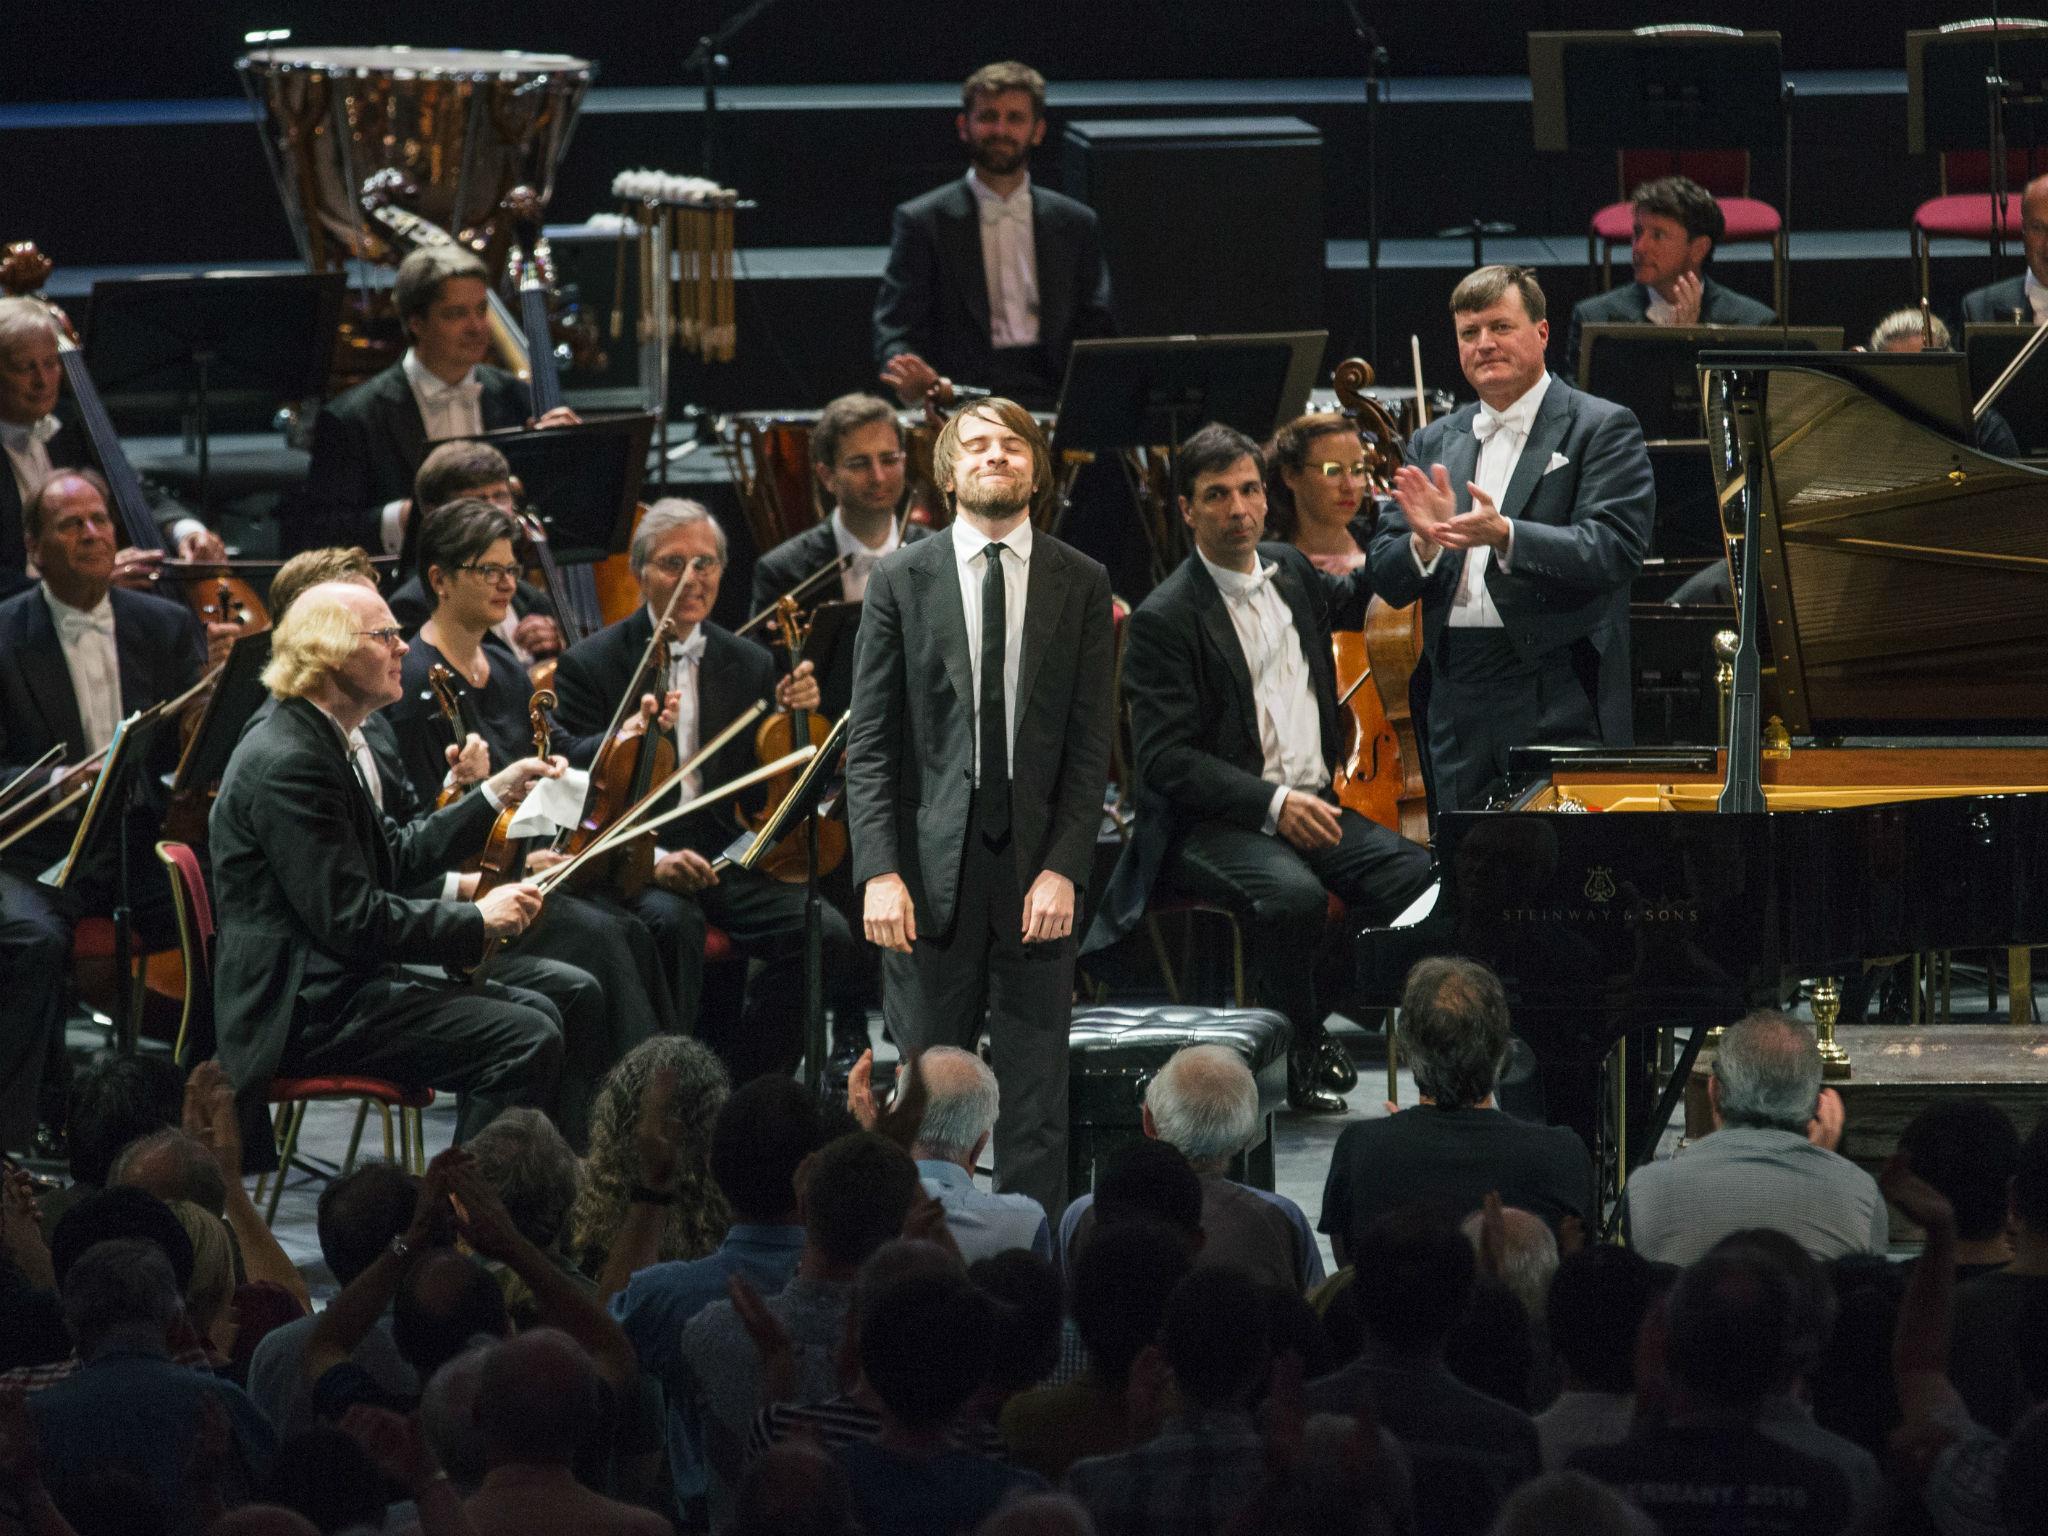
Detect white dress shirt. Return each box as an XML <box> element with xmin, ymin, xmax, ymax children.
<box><xmin>43</xmin><ymin>585</ymin><xmax>120</xmax><ymax>757</ymax></box>
<box><xmin>1197</xmin><ymin>551</ymin><xmax>1330</xmax><ymax>833</ymax></box>
<box><xmin>953</xmin><ymin>516</ymin><xmax>1031</xmax><ymax>781</ymax></box>
<box><xmin>3</xmin><ymin>415</ymin><xmax>59</xmax><ymax>510</ymax></box>
<box><xmin>1416</xmin><ymin>371</ymin><xmax>1551</xmax><ymax>628</ymax></box>
<box><xmin>967</xmin><ymin>170</ymin><xmax>1040</xmax><ymax>349</ymax></box>
<box><xmin>665</xmin><ymin>624</ymin><xmax>709</xmax><ymax>799</ymax></box>
<box><xmin>380</xmin><ymin>350</ymin><xmax>487</xmax><ymax>555</ymax></box>
<box><xmin>832</xmin><ymin>508</ymin><xmax>899</xmax><ymax>603</ymax></box>
<box><xmin>2027</xmin><ymin>269</ymin><xmax>2048</xmax><ymax>325</ymax></box>
<box><xmin>1644</xmin><ymin>283</ymin><xmax>1679</xmax><ymax>326</ymax></box>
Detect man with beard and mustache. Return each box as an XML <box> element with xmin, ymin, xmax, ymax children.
<box><xmin>846</xmin><ymin>399</ymin><xmax>1113</xmax><ymax>1218</ymax></box>
<box><xmin>873</xmin><ymin>61</ymin><xmax>1115</xmax><ymax>412</ymax></box>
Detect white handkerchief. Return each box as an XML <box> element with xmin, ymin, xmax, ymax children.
<box><xmin>1545</xmin><ymin>451</ymin><xmax>1571</xmax><ymax>475</ymax></box>
<box><xmin>508</xmin><ymin>767</ymin><xmax>591</xmax><ymax>839</ymax></box>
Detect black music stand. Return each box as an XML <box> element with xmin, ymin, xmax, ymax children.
<box><xmin>1529</xmin><ymin>31</ymin><xmax>1789</xmax><ymax>310</ymax></box>
<box><xmin>1581</xmin><ymin>323</ymin><xmax>1841</xmax><ymax>439</ymax></box>
<box><xmin>717</xmin><ymin>712</ymin><xmax>850</xmax><ymax>1093</ymax></box>
<box><xmin>480</xmin><ymin>413</ymin><xmax>657</xmax><ymax>563</ymax></box>
<box><xmin>1965</xmin><ymin>322</ymin><xmax>2048</xmax><ymax>456</ymax></box>
<box><xmin>1908</xmin><ymin>27</ymin><xmax>2048</xmax><ymax>289</ymax></box>
<box><xmin>81</xmin><ymin>271</ymin><xmax>345</xmax><ymax>512</ymax></box>
<box><xmin>169</xmin><ymin>631</ymin><xmax>274</xmax><ymax>798</ymax></box>
<box><xmin>1054</xmin><ymin>332</ymin><xmax>1323</xmax><ymax>577</ymax></box>
<box><xmin>40</xmin><ymin>704</ymin><xmax>179</xmax><ymax>1055</ymax></box>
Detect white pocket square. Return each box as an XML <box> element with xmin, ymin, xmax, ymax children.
<box><xmin>1544</xmin><ymin>451</ymin><xmax>1571</xmax><ymax>474</ymax></box>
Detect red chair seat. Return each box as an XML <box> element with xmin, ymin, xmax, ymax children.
<box><xmin>1591</xmin><ymin>197</ymin><xmax>1780</xmax><ymax>244</ymax></box>
<box><xmin>268</xmin><ymin>1076</ymin><xmax>435</xmax><ymax>1111</ymax></box>
<box><xmin>70</xmin><ymin>917</ymin><xmax>117</xmax><ymax>960</ymax></box>
<box><xmin>1914</xmin><ymin>193</ymin><xmax>2025</xmax><ymax>239</ymax></box>
<box><xmin>703</xmin><ymin>925</ymin><xmax>736</xmax><ymax>963</ymax></box>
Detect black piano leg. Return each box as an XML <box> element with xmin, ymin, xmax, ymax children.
<box><xmin>1633</xmin><ymin>1021</ymin><xmax>1707</xmax><ymax>1176</ymax></box>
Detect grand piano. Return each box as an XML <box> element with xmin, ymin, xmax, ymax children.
<box><xmin>1359</xmin><ymin>351</ymin><xmax>2048</xmax><ymax>1178</ymax></box>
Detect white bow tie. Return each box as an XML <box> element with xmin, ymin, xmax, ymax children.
<box><xmin>980</xmin><ymin>196</ymin><xmax>1030</xmax><ymax>228</ymax></box>
<box><xmin>1473</xmin><ymin>409</ymin><xmax>1519</xmax><ymax>445</ymax></box>
<box><xmin>1221</xmin><ymin>562</ymin><xmax>1277</xmax><ymax>601</ymax></box>
<box><xmin>669</xmin><ymin>632</ymin><xmax>707</xmax><ymax>666</ymax></box>
<box><xmin>56</xmin><ymin>606</ymin><xmax>114</xmax><ymax>641</ymax></box>
<box><xmin>3</xmin><ymin>415</ymin><xmax>61</xmax><ymax>449</ymax></box>
<box><xmin>420</xmin><ymin>374</ymin><xmax>483</xmax><ymax>406</ymax></box>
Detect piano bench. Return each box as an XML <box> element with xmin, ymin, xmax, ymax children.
<box><xmin>1068</xmin><ymin>1004</ymin><xmax>1291</xmax><ymax>1198</ymax></box>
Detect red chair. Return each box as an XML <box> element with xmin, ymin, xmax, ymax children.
<box><xmin>1586</xmin><ymin>26</ymin><xmax>1785</xmax><ymax>313</ymax></box>
<box><xmin>153</xmin><ymin>841</ymin><xmax>432</xmax><ymax>1224</ymax></box>
<box><xmin>1910</xmin><ymin>20</ymin><xmax>2048</xmax><ymax>299</ymax></box>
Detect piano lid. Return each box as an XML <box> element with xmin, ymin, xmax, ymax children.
<box><xmin>1704</xmin><ymin>351</ymin><xmax>2048</xmax><ymax>738</ymax></box>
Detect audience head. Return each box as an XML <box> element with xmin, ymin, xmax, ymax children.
<box><xmin>1449</xmin><ymin>265</ymin><xmax>1549</xmax><ymax>409</ymax></box>
<box><xmin>858</xmin><ymin>1266</ymin><xmax>994</xmax><ymax>1429</ymax></box>
<box><xmin>420</xmin><ymin>1341</ymin><xmax>495</xmax><ymax>1490</ymax></box>
<box><xmin>167</xmin><ymin>1198</ymin><xmax>237</xmax><ymax>1345</ymax></box>
<box><xmin>1091</xmin><ymin>1138</ymin><xmax>1204</xmax><ymax>1249</ymax></box>
<box><xmin>1629</xmin><ymin>175</ymin><xmax>1724</xmax><ymax>294</ymax></box>
<box><xmin>110</xmin><ymin>1127</ymin><xmax>227</xmax><ymax>1217</ymax></box>
<box><xmin>1898</xmin><ymin>1098</ymin><xmax>2019</xmax><ymax>1247</ymax></box>
<box><xmin>414</xmin><ymin>438</ymin><xmax>514</xmax><ymax>516</ymax></box>
<box><xmin>975</xmin><ymin>1493</ymin><xmax>1099</xmax><ymax>1536</ymax></box>
<box><xmin>1459</xmin><ymin>1204</ymin><xmax>1559</xmax><ymax>1324</ymax></box>
<box><xmin>1445</xmin><ymin>1275</ymin><xmax>1537</xmax><ymax>1411</ymax></box>
<box><xmin>1351</xmin><ymin>1205</ymin><xmax>1476</xmax><ymax>1355</ymax></box>
<box><xmin>801</xmin><ymin>1131</ymin><xmax>921</xmax><ymax>1271</ymax></box>
<box><xmin>1869</xmin><ymin>307</ymin><xmax>1952</xmax><ymax>353</ymax></box>
<box><xmin>2016</xmin><ymin>1116</ymin><xmax>2048</xmax><ymax>1236</ymax></box>
<box><xmin>60</xmin><ymin>1237</ymin><xmax>182</xmax><ymax>1356</ymax></box>
<box><xmin>1546</xmin><ymin>1243</ymin><xmax>1665</xmax><ymax>1394</ymax></box>
<box><xmin>1144</xmin><ymin>1044</ymin><xmax>1259</xmax><ymax>1173</ymax></box>
<box><xmin>1071</xmin><ymin>1217</ymin><xmax>1194</xmax><ymax>1387</ymax></box>
<box><xmin>267</xmin><ymin>546</ymin><xmax>378</xmax><ymax>618</ymax></box>
<box><xmin>393</xmin><ymin>1248</ymin><xmax>509</xmax><ymax>1379</ymax></box>
<box><xmin>732</xmin><ymin>1438</ymin><xmax>859</xmax><ymax>1536</ymax></box>
<box><xmin>1261</xmin><ymin>1282</ymin><xmax>1337</xmax><ymax>1382</ymax></box>
<box><xmin>263</xmin><ymin>1425</ymin><xmax>388</xmax><ymax>1534</ymax></box>
<box><xmin>465</xmin><ymin>1106</ymin><xmax>582</xmax><ymax>1254</ymax></box>
<box><xmin>968</xmin><ymin>1249</ymin><xmax>1065</xmax><ymax>1396</ymax></box>
<box><xmin>1162</xmin><ymin>1265</ymin><xmax>1272</xmax><ymax>1411</ymax></box>
<box><xmin>64</xmin><ymin>1052</ymin><xmax>183</xmax><ymax>1187</ymax></box>
<box><xmin>316</xmin><ymin>1161</ymin><xmax>422</xmax><ymax>1287</ymax></box>
<box><xmin>810</xmin><ymin>391</ymin><xmax>907</xmax><ymax>524</ymax></box>
<box><xmin>1709</xmin><ymin>1010</ymin><xmax>1821</xmax><ymax>1133</ymax></box>
<box><xmin>574</xmin><ymin>1034</ymin><xmax>732</xmax><ymax>1267</ymax></box>
<box><xmin>1400</xmin><ymin>957</ymin><xmax>1511</xmax><ymax>1109</ymax></box>
<box><xmin>712</xmin><ymin>1074</ymin><xmax>829</xmax><ymax>1224</ymax></box>
<box><xmin>1488</xmin><ymin>1470</ymin><xmax>1658</xmax><ymax>1536</ymax></box>
<box><xmin>913</xmin><ymin>1045</ymin><xmax>1002</xmax><ymax>1166</ymax></box>
<box><xmin>50</xmin><ymin>1186</ymin><xmax>194</xmax><ymax>1294</ymax></box>
<box><xmin>475</xmin><ymin>1327</ymin><xmax>606</xmax><ymax>1467</ymax></box>
<box><xmin>1711</xmin><ymin>1229</ymin><xmax>1835</xmax><ymax>1384</ymax></box>
<box><xmin>1663</xmin><ymin>1240</ymin><xmax>1802</xmax><ymax>1410</ymax></box>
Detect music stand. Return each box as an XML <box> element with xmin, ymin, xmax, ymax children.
<box><xmin>81</xmin><ymin>271</ymin><xmax>346</xmax><ymax>512</ymax></box>
<box><xmin>169</xmin><ymin>631</ymin><xmax>275</xmax><ymax>797</ymax></box>
<box><xmin>40</xmin><ymin>703</ymin><xmax>180</xmax><ymax>1055</ymax></box>
<box><xmin>1965</xmin><ymin>322</ymin><xmax>2048</xmax><ymax>456</ymax></box>
<box><xmin>1907</xmin><ymin>26</ymin><xmax>2048</xmax><ymax>288</ymax></box>
<box><xmin>479</xmin><ymin>413</ymin><xmax>656</xmax><ymax>564</ymax></box>
<box><xmin>1054</xmin><ymin>332</ymin><xmax>1323</xmax><ymax>577</ymax></box>
<box><xmin>715</xmin><ymin>711</ymin><xmax>850</xmax><ymax>1092</ymax></box>
<box><xmin>1581</xmin><ymin>323</ymin><xmax>1841</xmax><ymax>440</ymax></box>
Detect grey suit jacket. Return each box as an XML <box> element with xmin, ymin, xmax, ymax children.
<box><xmin>1960</xmin><ymin>273</ymin><xmax>2031</xmax><ymax>326</ymax></box>
<box><xmin>1367</xmin><ymin>375</ymin><xmax>1653</xmax><ymax>747</ymax></box>
<box><xmin>845</xmin><ymin>524</ymin><xmax>1112</xmax><ymax>935</ymax></box>
<box><xmin>1562</xmin><ymin>275</ymin><xmax>1776</xmax><ymax>383</ymax></box>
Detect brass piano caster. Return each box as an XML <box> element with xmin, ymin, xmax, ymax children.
<box><xmin>1810</xmin><ymin>977</ymin><xmax>1852</xmax><ymax>1080</ymax></box>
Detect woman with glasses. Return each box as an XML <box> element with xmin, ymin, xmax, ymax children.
<box><xmin>1264</xmin><ymin>412</ymin><xmax>1377</xmax><ymax>575</ymax></box>
<box><xmin>381</xmin><ymin>495</ymin><xmax>676</xmax><ymax>1145</ymax></box>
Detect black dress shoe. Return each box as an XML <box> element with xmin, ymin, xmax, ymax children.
<box><xmin>1317</xmin><ymin>1037</ymin><xmax>1359</xmax><ymax>1093</ymax></box>
<box><xmin>1287</xmin><ymin>1052</ymin><xmax>1348</xmax><ymax>1114</ymax></box>
<box><xmin>823</xmin><ymin>1014</ymin><xmax>870</xmax><ymax>1088</ymax></box>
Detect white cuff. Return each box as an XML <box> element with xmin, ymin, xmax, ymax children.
<box><xmin>380</xmin><ymin>499</ymin><xmax>409</xmax><ymax>557</ymax></box>
<box><xmin>480</xmin><ymin>778</ymin><xmax>505</xmax><ymax>812</ymax></box>
<box><xmin>1495</xmin><ymin>522</ymin><xmax>1515</xmax><ymax>572</ymax></box>
<box><xmin>1412</xmin><ymin>538</ymin><xmax>1442</xmax><ymax>577</ymax></box>
<box><xmin>168</xmin><ymin>517</ymin><xmax>209</xmax><ymax>553</ymax></box>
<box><xmin>440</xmin><ymin>872</ymin><xmax>464</xmax><ymax>901</ymax></box>
<box><xmin>1261</xmin><ymin>783</ymin><xmax>1290</xmax><ymax>836</ymax></box>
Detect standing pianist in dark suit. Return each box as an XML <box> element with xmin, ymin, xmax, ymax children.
<box><xmin>294</xmin><ymin>246</ymin><xmax>577</xmax><ymax>557</ymax></box>
<box><xmin>1084</xmin><ymin>425</ymin><xmax>1437</xmax><ymax>1111</ymax></box>
<box><xmin>873</xmin><ymin>61</ymin><xmax>1113</xmax><ymax>412</ymax></box>
<box><xmin>0</xmin><ymin>469</ymin><xmax>220</xmax><ymax>1156</ymax></box>
<box><xmin>1371</xmin><ymin>265</ymin><xmax>1654</xmax><ymax>816</ymax></box>
<box><xmin>846</xmin><ymin>398</ymin><xmax>1113</xmax><ymax>1217</ymax></box>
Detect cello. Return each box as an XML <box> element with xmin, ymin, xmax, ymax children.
<box><xmin>735</xmin><ymin>594</ymin><xmax>848</xmax><ymax>881</ymax></box>
<box><xmin>1328</xmin><ymin>358</ymin><xmax>1430</xmax><ymax>845</ymax></box>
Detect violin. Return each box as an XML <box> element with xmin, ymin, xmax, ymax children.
<box><xmin>474</xmin><ymin>688</ymin><xmax>555</xmax><ymax>896</ymax></box>
<box><xmin>1328</xmin><ymin>358</ymin><xmax>1430</xmax><ymax>845</ymax></box>
<box><xmin>737</xmin><ymin>595</ymin><xmax>848</xmax><ymax>881</ymax></box>
<box><xmin>426</xmin><ymin>663</ymin><xmax>486</xmax><ymax>811</ymax></box>
<box><xmin>0</xmin><ymin>243</ymin><xmax>269</xmax><ymax>642</ymax></box>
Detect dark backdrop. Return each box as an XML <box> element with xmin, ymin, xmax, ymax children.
<box><xmin>4</xmin><ymin>2</ymin><xmax>2011</xmax><ymax>102</ymax></box>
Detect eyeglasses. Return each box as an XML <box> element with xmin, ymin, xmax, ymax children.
<box><xmin>356</xmin><ymin>627</ymin><xmax>406</xmax><ymax>647</ymax></box>
<box><xmin>460</xmin><ymin>562</ymin><xmax>522</xmax><ymax>584</ymax></box>
<box><xmin>1312</xmin><ymin>460</ymin><xmax>1371</xmax><ymax>480</ymax></box>
<box><xmin>648</xmin><ymin>554</ymin><xmax>724</xmax><ymax>578</ymax></box>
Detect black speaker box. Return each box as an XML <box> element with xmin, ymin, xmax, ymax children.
<box><xmin>1061</xmin><ymin>116</ymin><xmax>1325</xmax><ymax>338</ymax></box>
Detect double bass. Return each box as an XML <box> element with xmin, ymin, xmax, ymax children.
<box><xmin>736</xmin><ymin>594</ymin><xmax>847</xmax><ymax>881</ymax></box>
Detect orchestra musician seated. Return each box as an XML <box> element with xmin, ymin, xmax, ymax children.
<box><xmin>1561</xmin><ymin>176</ymin><xmax>1775</xmax><ymax>381</ymax></box>
<box><xmin>1083</xmin><ymin>424</ymin><xmax>1436</xmax><ymax>1112</ymax></box>
<box><xmin>386</xmin><ymin>439</ymin><xmax>564</xmax><ymax>665</ymax></box>
<box><xmin>0</xmin><ymin>297</ymin><xmax>225</xmax><ymax>600</ymax></box>
<box><xmin>1264</xmin><ymin>411</ymin><xmax>1376</xmax><ymax>576</ymax></box>
<box><xmin>550</xmin><ymin>498</ymin><xmax>865</xmax><ymax>1085</ymax></box>
<box><xmin>295</xmin><ymin>246</ymin><xmax>579</xmax><ymax>558</ymax></box>
<box><xmin>1868</xmin><ymin>307</ymin><xmax>2022</xmax><ymax>459</ymax></box>
<box><xmin>0</xmin><ymin>468</ymin><xmax>223</xmax><ymax>1158</ymax></box>
<box><xmin>1959</xmin><ymin>172</ymin><xmax>2048</xmax><ymax>325</ymax></box>
<box><xmin>208</xmin><ymin>579</ymin><xmax>600</xmax><ymax>1157</ymax></box>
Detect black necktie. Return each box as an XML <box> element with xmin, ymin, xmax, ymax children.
<box><xmin>979</xmin><ymin>541</ymin><xmax>1011</xmax><ymax>845</ymax></box>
